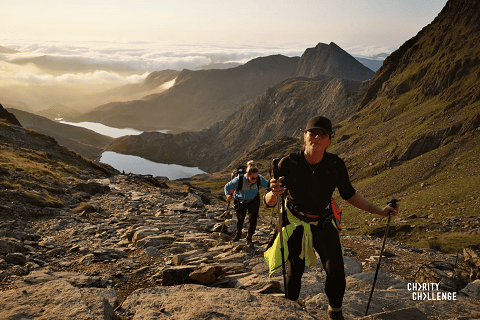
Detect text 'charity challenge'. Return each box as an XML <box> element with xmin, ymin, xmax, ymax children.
<box><xmin>408</xmin><ymin>283</ymin><xmax>457</xmax><ymax>301</ymax></box>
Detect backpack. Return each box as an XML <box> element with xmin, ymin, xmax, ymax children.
<box><xmin>230</xmin><ymin>165</ymin><xmax>260</xmax><ymax>192</ymax></box>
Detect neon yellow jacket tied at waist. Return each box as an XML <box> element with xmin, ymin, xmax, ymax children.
<box><xmin>264</xmin><ymin>206</ymin><xmax>343</xmax><ymax>276</ymax></box>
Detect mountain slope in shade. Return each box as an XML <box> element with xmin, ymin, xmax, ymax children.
<box><xmin>8</xmin><ymin>108</ymin><xmax>114</xmax><ymax>160</ymax></box>
<box><xmin>78</xmin><ymin>43</ymin><xmax>374</xmax><ymax>133</ymax></box>
<box><xmin>106</xmin><ymin>75</ymin><xmax>368</xmax><ymax>172</ymax></box>
<box><xmin>37</xmin><ymin>104</ymin><xmax>83</xmax><ymax>120</ymax></box>
<box><xmin>76</xmin><ymin>54</ymin><xmax>300</xmax><ymax>132</ymax></box>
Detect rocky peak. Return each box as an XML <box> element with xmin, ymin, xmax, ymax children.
<box><xmin>297</xmin><ymin>42</ymin><xmax>375</xmax><ymax>81</ymax></box>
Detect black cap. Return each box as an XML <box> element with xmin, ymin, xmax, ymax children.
<box><xmin>305</xmin><ymin>116</ymin><xmax>332</xmax><ymax>135</ymax></box>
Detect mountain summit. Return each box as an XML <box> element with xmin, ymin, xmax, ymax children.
<box><xmin>297</xmin><ymin>42</ymin><xmax>374</xmax><ymax>81</ymax></box>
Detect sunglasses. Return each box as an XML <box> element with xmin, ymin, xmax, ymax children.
<box><xmin>307</xmin><ymin>129</ymin><xmax>329</xmax><ymax>138</ymax></box>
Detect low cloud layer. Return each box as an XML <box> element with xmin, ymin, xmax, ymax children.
<box><xmin>2</xmin><ymin>40</ymin><xmax>309</xmax><ymax>72</ymax></box>
<box><xmin>341</xmin><ymin>43</ymin><xmax>396</xmax><ymax>59</ymax></box>
<box><xmin>0</xmin><ymin>40</ymin><xmax>393</xmax><ymax>111</ymax></box>
<box><xmin>2</xmin><ymin>40</ymin><xmax>392</xmax><ymax>73</ymax></box>
<box><xmin>1</xmin><ymin>66</ymin><xmax>149</xmax><ymax>86</ymax></box>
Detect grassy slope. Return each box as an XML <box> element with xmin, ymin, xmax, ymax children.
<box><xmin>190</xmin><ymin>46</ymin><xmax>480</xmax><ymax>254</ymax></box>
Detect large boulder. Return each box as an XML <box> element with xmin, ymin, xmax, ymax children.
<box><xmin>120</xmin><ymin>284</ymin><xmax>315</xmax><ymax>320</ymax></box>
<box><xmin>0</xmin><ymin>279</ymin><xmax>117</xmax><ymax>320</ymax></box>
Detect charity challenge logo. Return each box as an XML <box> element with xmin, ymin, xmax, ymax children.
<box><xmin>408</xmin><ymin>282</ymin><xmax>457</xmax><ymax>301</ymax></box>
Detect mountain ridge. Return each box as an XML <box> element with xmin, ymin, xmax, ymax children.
<box><xmin>75</xmin><ymin>54</ymin><xmax>300</xmax><ymax>132</ymax></box>
<box><xmin>76</xmin><ymin>43</ymin><xmax>373</xmax><ymax>132</ymax></box>
<box><xmin>106</xmin><ymin>75</ymin><xmax>368</xmax><ymax>172</ymax></box>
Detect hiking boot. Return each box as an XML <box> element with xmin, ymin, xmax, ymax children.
<box><xmin>232</xmin><ymin>232</ymin><xmax>241</xmax><ymax>242</ymax></box>
<box><xmin>327</xmin><ymin>309</ymin><xmax>344</xmax><ymax>320</ymax></box>
<box><xmin>246</xmin><ymin>236</ymin><xmax>253</xmax><ymax>246</ymax></box>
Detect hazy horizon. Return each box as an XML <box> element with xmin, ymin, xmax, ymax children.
<box><xmin>4</xmin><ymin>1</ymin><xmax>447</xmax><ymax>48</ymax></box>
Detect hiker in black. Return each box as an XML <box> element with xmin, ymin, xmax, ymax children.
<box><xmin>265</xmin><ymin>116</ymin><xmax>399</xmax><ymax>320</ymax></box>
<box><xmin>224</xmin><ymin>160</ymin><xmax>269</xmax><ymax>245</ymax></box>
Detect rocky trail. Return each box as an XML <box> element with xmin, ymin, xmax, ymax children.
<box><xmin>1</xmin><ymin>174</ymin><xmax>480</xmax><ymax>320</ymax></box>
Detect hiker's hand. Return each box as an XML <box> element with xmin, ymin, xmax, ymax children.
<box><xmin>382</xmin><ymin>203</ymin><xmax>399</xmax><ymax>217</ymax></box>
<box><xmin>269</xmin><ymin>177</ymin><xmax>286</xmax><ymax>195</ymax></box>
<box><xmin>264</xmin><ymin>177</ymin><xmax>285</xmax><ymax>207</ymax></box>
<box><xmin>226</xmin><ymin>194</ymin><xmax>233</xmax><ymax>203</ymax></box>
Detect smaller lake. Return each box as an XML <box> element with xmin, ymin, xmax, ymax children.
<box><xmin>57</xmin><ymin>120</ymin><xmax>169</xmax><ymax>138</ymax></box>
<box><xmin>100</xmin><ymin>151</ymin><xmax>205</xmax><ymax>180</ymax></box>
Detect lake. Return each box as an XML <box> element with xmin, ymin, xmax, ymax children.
<box><xmin>100</xmin><ymin>151</ymin><xmax>205</xmax><ymax>180</ymax></box>
<box><xmin>57</xmin><ymin>120</ymin><xmax>205</xmax><ymax>179</ymax></box>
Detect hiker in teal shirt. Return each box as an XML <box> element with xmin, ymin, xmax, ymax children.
<box><xmin>224</xmin><ymin>160</ymin><xmax>269</xmax><ymax>245</ymax></box>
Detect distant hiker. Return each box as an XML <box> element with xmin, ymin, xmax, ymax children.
<box><xmin>224</xmin><ymin>160</ymin><xmax>269</xmax><ymax>245</ymax></box>
<box><xmin>264</xmin><ymin>116</ymin><xmax>399</xmax><ymax>320</ymax></box>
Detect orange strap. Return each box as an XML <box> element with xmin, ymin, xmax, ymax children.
<box><xmin>331</xmin><ymin>197</ymin><xmax>342</xmax><ymax>230</ymax></box>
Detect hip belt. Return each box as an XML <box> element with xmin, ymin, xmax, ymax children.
<box><xmin>286</xmin><ymin>200</ymin><xmax>333</xmax><ymax>226</ymax></box>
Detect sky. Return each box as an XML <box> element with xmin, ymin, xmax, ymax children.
<box><xmin>4</xmin><ymin>0</ymin><xmax>447</xmax><ymax>52</ymax></box>
<box><xmin>1</xmin><ymin>0</ymin><xmax>448</xmax><ymax>111</ymax></box>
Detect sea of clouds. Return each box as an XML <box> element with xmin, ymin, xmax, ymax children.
<box><xmin>0</xmin><ymin>40</ymin><xmax>301</xmax><ymax>86</ymax></box>
<box><xmin>1</xmin><ymin>40</ymin><xmax>395</xmax><ymax>86</ymax></box>
<box><xmin>0</xmin><ymin>39</ymin><xmax>396</xmax><ymax>111</ymax></box>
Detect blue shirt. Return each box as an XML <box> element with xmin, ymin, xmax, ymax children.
<box><xmin>224</xmin><ymin>174</ymin><xmax>270</xmax><ymax>202</ymax></box>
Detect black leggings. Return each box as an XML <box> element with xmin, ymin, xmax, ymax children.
<box><xmin>286</xmin><ymin>222</ymin><xmax>346</xmax><ymax>308</ymax></box>
<box><xmin>234</xmin><ymin>195</ymin><xmax>260</xmax><ymax>236</ymax></box>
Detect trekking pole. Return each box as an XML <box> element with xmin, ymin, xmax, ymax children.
<box><xmin>365</xmin><ymin>198</ymin><xmax>399</xmax><ymax>316</ymax></box>
<box><xmin>273</xmin><ymin>158</ymin><xmax>288</xmax><ymax>300</ymax></box>
<box><xmin>278</xmin><ymin>193</ymin><xmax>288</xmax><ymax>300</ymax></box>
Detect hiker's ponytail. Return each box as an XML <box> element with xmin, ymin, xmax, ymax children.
<box><xmin>246</xmin><ymin>160</ymin><xmax>259</xmax><ymax>174</ymax></box>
